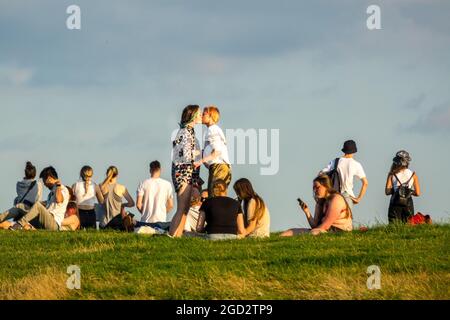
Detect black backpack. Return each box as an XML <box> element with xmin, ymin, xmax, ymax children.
<box><xmin>327</xmin><ymin>158</ymin><xmax>342</xmax><ymax>192</ymax></box>
<box><xmin>392</xmin><ymin>172</ymin><xmax>415</xmax><ymax>207</ymax></box>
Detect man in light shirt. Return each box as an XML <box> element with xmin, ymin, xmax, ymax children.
<box><xmin>194</xmin><ymin>106</ymin><xmax>232</xmax><ymax>198</ymax></box>
<box><xmin>135</xmin><ymin>161</ymin><xmax>174</xmax><ymax>228</ymax></box>
<box><xmin>320</xmin><ymin>140</ymin><xmax>369</xmax><ymax>211</ymax></box>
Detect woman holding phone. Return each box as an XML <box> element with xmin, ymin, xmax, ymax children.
<box><xmin>281</xmin><ymin>174</ymin><xmax>352</xmax><ymax>236</ymax></box>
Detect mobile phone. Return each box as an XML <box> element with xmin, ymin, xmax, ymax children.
<box><xmin>297</xmin><ymin>198</ymin><xmax>307</xmax><ymax>209</ymax></box>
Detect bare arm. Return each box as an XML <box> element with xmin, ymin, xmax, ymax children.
<box><xmin>242</xmin><ymin>199</ymin><xmax>257</xmax><ymax>236</ymax></box>
<box><xmin>300</xmin><ymin>201</ymin><xmax>321</xmax><ymax>228</ymax></box>
<box><xmin>353</xmin><ymin>177</ymin><xmax>368</xmax><ymax>204</ymax></box>
<box><xmin>136</xmin><ymin>194</ymin><xmax>143</xmax><ymax>213</ymax></box>
<box><xmin>413</xmin><ymin>174</ymin><xmax>421</xmax><ymax>197</ymax></box>
<box><xmin>55</xmin><ymin>182</ymin><xmax>64</xmax><ymax>204</ymax></box>
<box><xmin>122</xmin><ymin>189</ymin><xmax>135</xmax><ymax>208</ymax></box>
<box><xmin>196</xmin><ymin>210</ymin><xmax>206</xmax><ymax>233</ymax></box>
<box><xmin>385</xmin><ymin>174</ymin><xmax>393</xmax><ymax>196</ymax></box>
<box><xmin>95</xmin><ymin>184</ymin><xmax>104</xmax><ymax>204</ymax></box>
<box><xmin>194</xmin><ymin>149</ymin><xmax>221</xmax><ymax>168</ymax></box>
<box><xmin>166</xmin><ymin>197</ymin><xmax>174</xmax><ymax>213</ymax></box>
<box><xmin>237</xmin><ymin>213</ymin><xmax>246</xmax><ymax>236</ymax></box>
<box><xmin>315</xmin><ymin>196</ymin><xmax>345</xmax><ymax>232</ymax></box>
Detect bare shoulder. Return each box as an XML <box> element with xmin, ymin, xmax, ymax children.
<box><xmin>331</xmin><ymin>193</ymin><xmax>346</xmax><ymax>206</ymax></box>
<box><xmin>114</xmin><ymin>184</ymin><xmax>126</xmax><ymax>195</ymax></box>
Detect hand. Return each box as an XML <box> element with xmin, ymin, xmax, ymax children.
<box><xmin>351</xmin><ymin>197</ymin><xmax>360</xmax><ymax>204</ymax></box>
<box><xmin>311</xmin><ymin>228</ymin><xmax>326</xmax><ymax>236</ymax></box>
<box><xmin>299</xmin><ymin>202</ymin><xmax>309</xmax><ymax>213</ymax></box>
<box><xmin>298</xmin><ymin>201</ymin><xmax>309</xmax><ymax>215</ymax></box>
<box><xmin>193</xmin><ymin>160</ymin><xmax>202</xmax><ymax>169</ymax></box>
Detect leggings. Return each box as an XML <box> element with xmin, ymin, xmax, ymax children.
<box><xmin>78</xmin><ymin>209</ymin><xmax>96</xmax><ymax>229</ymax></box>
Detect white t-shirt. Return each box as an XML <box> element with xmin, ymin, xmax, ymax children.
<box><xmin>322</xmin><ymin>157</ymin><xmax>366</xmax><ymax>198</ymax></box>
<box><xmin>184</xmin><ymin>205</ymin><xmax>200</xmax><ymax>232</ymax></box>
<box><xmin>73</xmin><ymin>181</ymin><xmax>98</xmax><ymax>207</ymax></box>
<box><xmin>203</xmin><ymin>124</ymin><xmax>231</xmax><ymax>166</ymax></box>
<box><xmin>46</xmin><ymin>185</ymin><xmax>70</xmax><ymax>228</ymax></box>
<box><xmin>392</xmin><ymin>169</ymin><xmax>415</xmax><ymax>191</ymax></box>
<box><xmin>136</xmin><ymin>178</ymin><xmax>173</xmax><ymax>223</ymax></box>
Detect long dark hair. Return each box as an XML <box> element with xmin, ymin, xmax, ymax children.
<box><xmin>389</xmin><ymin>158</ymin><xmax>408</xmax><ymax>175</ymax></box>
<box><xmin>24</xmin><ymin>161</ymin><xmax>36</xmax><ymax>180</ymax></box>
<box><xmin>233</xmin><ymin>178</ymin><xmax>266</xmax><ymax>222</ymax></box>
<box><xmin>180</xmin><ymin>105</ymin><xmax>200</xmax><ymax>128</ymax></box>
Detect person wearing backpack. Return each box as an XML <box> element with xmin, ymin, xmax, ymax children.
<box><xmin>385</xmin><ymin>150</ymin><xmax>421</xmax><ymax>223</ymax></box>
<box><xmin>320</xmin><ymin>140</ymin><xmax>368</xmax><ymax>211</ymax></box>
<box><xmin>0</xmin><ymin>161</ymin><xmax>43</xmax><ymax>227</ymax></box>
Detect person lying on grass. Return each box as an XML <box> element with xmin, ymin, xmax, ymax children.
<box><xmin>281</xmin><ymin>174</ymin><xmax>352</xmax><ymax>236</ymax></box>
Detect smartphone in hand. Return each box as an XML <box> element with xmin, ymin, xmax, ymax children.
<box><xmin>297</xmin><ymin>198</ymin><xmax>307</xmax><ymax>210</ymax></box>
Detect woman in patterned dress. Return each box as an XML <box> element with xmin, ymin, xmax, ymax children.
<box><xmin>169</xmin><ymin>105</ymin><xmax>204</xmax><ymax>237</ymax></box>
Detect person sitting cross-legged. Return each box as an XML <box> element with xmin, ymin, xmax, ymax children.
<box><xmin>196</xmin><ymin>179</ymin><xmax>245</xmax><ymax>240</ymax></box>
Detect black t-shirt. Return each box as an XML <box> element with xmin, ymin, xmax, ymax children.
<box><xmin>200</xmin><ymin>196</ymin><xmax>243</xmax><ymax>235</ymax></box>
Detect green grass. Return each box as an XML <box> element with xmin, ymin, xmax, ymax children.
<box><xmin>1</xmin><ymin>224</ymin><xmax>449</xmax><ymax>300</ymax></box>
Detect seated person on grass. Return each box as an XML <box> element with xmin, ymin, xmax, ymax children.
<box><xmin>60</xmin><ymin>202</ymin><xmax>81</xmax><ymax>231</ymax></box>
<box><xmin>11</xmin><ymin>166</ymin><xmax>70</xmax><ymax>231</ymax></box>
<box><xmin>281</xmin><ymin>174</ymin><xmax>352</xmax><ymax>236</ymax></box>
<box><xmin>0</xmin><ymin>161</ymin><xmax>43</xmax><ymax>228</ymax></box>
<box><xmin>183</xmin><ymin>188</ymin><xmax>208</xmax><ymax>233</ymax></box>
<box><xmin>97</xmin><ymin>166</ymin><xmax>135</xmax><ymax>231</ymax></box>
<box><xmin>133</xmin><ymin>161</ymin><xmax>174</xmax><ymax>232</ymax></box>
<box><xmin>196</xmin><ymin>179</ymin><xmax>245</xmax><ymax>240</ymax></box>
<box><xmin>233</xmin><ymin>178</ymin><xmax>270</xmax><ymax>238</ymax></box>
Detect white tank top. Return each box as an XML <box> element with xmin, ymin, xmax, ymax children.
<box><xmin>74</xmin><ymin>181</ymin><xmax>97</xmax><ymax>207</ymax></box>
<box><xmin>392</xmin><ymin>169</ymin><xmax>415</xmax><ymax>191</ymax></box>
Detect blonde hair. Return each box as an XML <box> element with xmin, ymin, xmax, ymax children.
<box><xmin>205</xmin><ymin>106</ymin><xmax>220</xmax><ymax>124</ymax></box>
<box><xmin>212</xmin><ymin>179</ymin><xmax>227</xmax><ymax>197</ymax></box>
<box><xmin>80</xmin><ymin>165</ymin><xmax>93</xmax><ymax>196</ymax></box>
<box><xmin>106</xmin><ymin>166</ymin><xmax>119</xmax><ymax>180</ymax></box>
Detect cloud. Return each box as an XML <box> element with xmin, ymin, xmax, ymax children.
<box><xmin>404</xmin><ymin>93</ymin><xmax>426</xmax><ymax>110</ymax></box>
<box><xmin>0</xmin><ymin>64</ymin><xmax>34</xmax><ymax>86</ymax></box>
<box><xmin>409</xmin><ymin>103</ymin><xmax>450</xmax><ymax>134</ymax></box>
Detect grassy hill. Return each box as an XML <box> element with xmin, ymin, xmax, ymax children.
<box><xmin>0</xmin><ymin>224</ymin><xmax>449</xmax><ymax>300</ymax></box>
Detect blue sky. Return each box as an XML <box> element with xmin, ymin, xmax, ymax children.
<box><xmin>1</xmin><ymin>0</ymin><xmax>449</xmax><ymax>230</ymax></box>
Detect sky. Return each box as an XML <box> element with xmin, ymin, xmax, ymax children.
<box><xmin>1</xmin><ymin>0</ymin><xmax>449</xmax><ymax>231</ymax></box>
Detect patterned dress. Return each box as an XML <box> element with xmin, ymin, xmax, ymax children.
<box><xmin>171</xmin><ymin>126</ymin><xmax>203</xmax><ymax>193</ymax></box>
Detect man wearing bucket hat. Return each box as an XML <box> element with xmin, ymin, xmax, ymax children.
<box><xmin>320</xmin><ymin>140</ymin><xmax>369</xmax><ymax>211</ymax></box>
